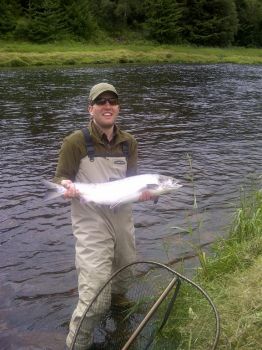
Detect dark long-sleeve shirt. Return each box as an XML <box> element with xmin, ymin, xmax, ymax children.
<box><xmin>54</xmin><ymin>120</ymin><xmax>138</xmax><ymax>184</ymax></box>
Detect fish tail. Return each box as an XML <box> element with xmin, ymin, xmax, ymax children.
<box><xmin>42</xmin><ymin>179</ymin><xmax>65</xmax><ymax>201</ymax></box>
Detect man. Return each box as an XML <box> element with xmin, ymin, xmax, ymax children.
<box><xmin>54</xmin><ymin>83</ymin><xmax>153</xmax><ymax>349</ymax></box>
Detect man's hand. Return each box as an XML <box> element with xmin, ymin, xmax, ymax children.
<box><xmin>139</xmin><ymin>190</ymin><xmax>159</xmax><ymax>204</ymax></box>
<box><xmin>61</xmin><ymin>180</ymin><xmax>79</xmax><ymax>199</ymax></box>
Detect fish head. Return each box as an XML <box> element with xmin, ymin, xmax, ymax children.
<box><xmin>158</xmin><ymin>175</ymin><xmax>182</xmax><ymax>192</ymax></box>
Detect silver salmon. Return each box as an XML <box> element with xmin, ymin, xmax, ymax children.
<box><xmin>44</xmin><ymin>174</ymin><xmax>182</xmax><ymax>209</ymax></box>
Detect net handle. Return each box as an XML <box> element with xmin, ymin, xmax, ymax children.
<box><xmin>121</xmin><ymin>276</ymin><xmax>179</xmax><ymax>350</ymax></box>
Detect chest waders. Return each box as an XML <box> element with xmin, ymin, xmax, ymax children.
<box><xmin>66</xmin><ymin>128</ymin><xmax>136</xmax><ymax>349</ymax></box>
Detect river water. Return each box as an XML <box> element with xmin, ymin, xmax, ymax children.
<box><xmin>0</xmin><ymin>64</ymin><xmax>261</xmax><ymax>348</ymax></box>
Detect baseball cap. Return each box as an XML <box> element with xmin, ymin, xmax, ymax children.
<box><xmin>89</xmin><ymin>83</ymin><xmax>118</xmax><ymax>102</ymax></box>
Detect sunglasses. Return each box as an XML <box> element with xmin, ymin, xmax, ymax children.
<box><xmin>93</xmin><ymin>97</ymin><xmax>119</xmax><ymax>106</ymax></box>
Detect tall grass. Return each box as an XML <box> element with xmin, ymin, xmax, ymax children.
<box><xmin>230</xmin><ymin>189</ymin><xmax>262</xmax><ymax>241</ymax></box>
<box><xmin>162</xmin><ymin>185</ymin><xmax>262</xmax><ymax>349</ymax></box>
<box><xmin>201</xmin><ymin>187</ymin><xmax>262</xmax><ymax>279</ymax></box>
<box><xmin>196</xmin><ymin>187</ymin><xmax>262</xmax><ymax>349</ymax></box>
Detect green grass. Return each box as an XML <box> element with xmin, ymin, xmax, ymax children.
<box><xmin>201</xmin><ymin>189</ymin><xmax>262</xmax><ymax>279</ymax></box>
<box><xmin>203</xmin><ymin>255</ymin><xmax>262</xmax><ymax>349</ymax></box>
<box><xmin>0</xmin><ymin>40</ymin><xmax>261</xmax><ymax>67</ymax></box>
<box><xmin>199</xmin><ymin>189</ymin><xmax>262</xmax><ymax>349</ymax></box>
<box><xmin>162</xmin><ymin>188</ymin><xmax>262</xmax><ymax>349</ymax></box>
<box><xmin>151</xmin><ymin>282</ymin><xmax>219</xmax><ymax>349</ymax></box>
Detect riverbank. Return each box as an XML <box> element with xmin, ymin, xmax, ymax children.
<box><xmin>191</xmin><ymin>188</ymin><xmax>262</xmax><ymax>349</ymax></box>
<box><xmin>0</xmin><ymin>40</ymin><xmax>262</xmax><ymax>67</ymax></box>
<box><xmin>163</xmin><ymin>187</ymin><xmax>262</xmax><ymax>349</ymax></box>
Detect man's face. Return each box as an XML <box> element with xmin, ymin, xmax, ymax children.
<box><xmin>88</xmin><ymin>92</ymin><xmax>120</xmax><ymax>130</ymax></box>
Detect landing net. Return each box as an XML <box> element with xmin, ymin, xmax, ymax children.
<box><xmin>70</xmin><ymin>261</ymin><xmax>220</xmax><ymax>350</ymax></box>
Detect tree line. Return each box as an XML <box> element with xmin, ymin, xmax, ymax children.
<box><xmin>0</xmin><ymin>0</ymin><xmax>261</xmax><ymax>47</ymax></box>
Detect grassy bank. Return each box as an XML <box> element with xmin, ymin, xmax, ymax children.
<box><xmin>163</xmin><ymin>188</ymin><xmax>262</xmax><ymax>349</ymax></box>
<box><xmin>197</xmin><ymin>188</ymin><xmax>262</xmax><ymax>349</ymax></box>
<box><xmin>0</xmin><ymin>40</ymin><xmax>262</xmax><ymax>67</ymax></box>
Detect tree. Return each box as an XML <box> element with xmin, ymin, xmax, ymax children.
<box><xmin>62</xmin><ymin>0</ymin><xmax>97</xmax><ymax>40</ymax></box>
<box><xmin>0</xmin><ymin>0</ymin><xmax>20</xmax><ymax>35</ymax></box>
<box><xmin>14</xmin><ymin>0</ymin><xmax>97</xmax><ymax>42</ymax></box>
<box><xmin>182</xmin><ymin>0</ymin><xmax>238</xmax><ymax>46</ymax></box>
<box><xmin>1</xmin><ymin>0</ymin><xmax>261</xmax><ymax>47</ymax></box>
<box><xmin>19</xmin><ymin>0</ymin><xmax>69</xmax><ymax>42</ymax></box>
<box><xmin>91</xmin><ymin>0</ymin><xmax>118</xmax><ymax>31</ymax></box>
<box><xmin>235</xmin><ymin>0</ymin><xmax>262</xmax><ymax>47</ymax></box>
<box><xmin>114</xmin><ymin>0</ymin><xmax>146</xmax><ymax>28</ymax></box>
<box><xmin>144</xmin><ymin>0</ymin><xmax>185</xmax><ymax>43</ymax></box>
<box><xmin>91</xmin><ymin>0</ymin><xmax>146</xmax><ymax>32</ymax></box>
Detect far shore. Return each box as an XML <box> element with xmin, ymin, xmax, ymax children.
<box><xmin>0</xmin><ymin>41</ymin><xmax>262</xmax><ymax>67</ymax></box>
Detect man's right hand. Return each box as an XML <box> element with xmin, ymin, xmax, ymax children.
<box><xmin>61</xmin><ymin>180</ymin><xmax>79</xmax><ymax>198</ymax></box>
<box><xmin>139</xmin><ymin>190</ymin><xmax>159</xmax><ymax>204</ymax></box>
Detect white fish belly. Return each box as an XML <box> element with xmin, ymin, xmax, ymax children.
<box><xmin>78</xmin><ymin>175</ymin><xmax>155</xmax><ymax>205</ymax></box>
<box><xmin>75</xmin><ymin>174</ymin><xmax>181</xmax><ymax>207</ymax></box>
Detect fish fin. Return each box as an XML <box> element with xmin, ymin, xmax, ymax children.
<box><xmin>153</xmin><ymin>197</ymin><xmax>159</xmax><ymax>204</ymax></box>
<box><xmin>79</xmin><ymin>196</ymin><xmax>91</xmax><ymax>205</ymax></box>
<box><xmin>109</xmin><ymin>194</ymin><xmax>135</xmax><ymax>209</ymax></box>
<box><xmin>110</xmin><ymin>201</ymin><xmax>124</xmax><ymax>210</ymax></box>
<box><xmin>42</xmin><ymin>179</ymin><xmax>65</xmax><ymax>201</ymax></box>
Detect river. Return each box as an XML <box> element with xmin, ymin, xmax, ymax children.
<box><xmin>0</xmin><ymin>64</ymin><xmax>261</xmax><ymax>348</ymax></box>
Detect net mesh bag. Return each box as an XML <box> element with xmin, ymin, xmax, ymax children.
<box><xmin>70</xmin><ymin>261</ymin><xmax>219</xmax><ymax>350</ymax></box>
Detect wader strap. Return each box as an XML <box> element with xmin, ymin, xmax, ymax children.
<box><xmin>122</xmin><ymin>141</ymin><xmax>129</xmax><ymax>159</ymax></box>
<box><xmin>82</xmin><ymin>128</ymin><xmax>95</xmax><ymax>162</ymax></box>
<box><xmin>82</xmin><ymin>127</ymin><xmax>129</xmax><ymax>160</ymax></box>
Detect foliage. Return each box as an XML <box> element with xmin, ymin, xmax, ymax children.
<box><xmin>91</xmin><ymin>0</ymin><xmax>145</xmax><ymax>32</ymax></box>
<box><xmin>13</xmin><ymin>0</ymin><xmax>97</xmax><ymax>42</ymax></box>
<box><xmin>62</xmin><ymin>0</ymin><xmax>97</xmax><ymax>40</ymax></box>
<box><xmin>144</xmin><ymin>0</ymin><xmax>184</xmax><ymax>43</ymax></box>
<box><xmin>0</xmin><ymin>0</ymin><xmax>20</xmax><ymax>35</ymax></box>
<box><xmin>235</xmin><ymin>0</ymin><xmax>262</xmax><ymax>47</ymax></box>
<box><xmin>0</xmin><ymin>0</ymin><xmax>261</xmax><ymax>47</ymax></box>
<box><xmin>181</xmin><ymin>0</ymin><xmax>238</xmax><ymax>46</ymax></box>
<box><xmin>16</xmin><ymin>0</ymin><xmax>69</xmax><ymax>42</ymax></box>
